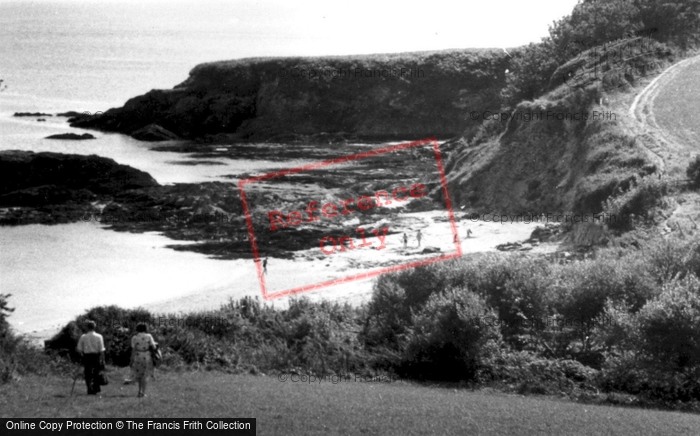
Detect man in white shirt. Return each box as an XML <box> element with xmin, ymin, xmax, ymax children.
<box><xmin>76</xmin><ymin>320</ymin><xmax>106</xmax><ymax>395</ymax></box>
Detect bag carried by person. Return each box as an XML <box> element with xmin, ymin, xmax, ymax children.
<box><xmin>150</xmin><ymin>342</ymin><xmax>162</xmax><ymax>366</ymax></box>
<box><xmin>97</xmin><ymin>371</ymin><xmax>109</xmax><ymax>386</ymax></box>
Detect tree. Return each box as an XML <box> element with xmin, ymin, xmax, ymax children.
<box><xmin>549</xmin><ymin>0</ymin><xmax>643</xmax><ymax>67</ymax></box>
<box><xmin>687</xmin><ymin>155</ymin><xmax>700</xmax><ymax>189</ymax></box>
<box><xmin>501</xmin><ymin>39</ymin><xmax>562</xmax><ymax>107</ymax></box>
<box><xmin>0</xmin><ymin>294</ymin><xmax>14</xmax><ymax>337</ymax></box>
<box><xmin>633</xmin><ymin>0</ymin><xmax>700</xmax><ymax>48</ymax></box>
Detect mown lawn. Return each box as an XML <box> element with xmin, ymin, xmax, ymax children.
<box><xmin>2</xmin><ymin>367</ymin><xmax>700</xmax><ymax>435</ymax></box>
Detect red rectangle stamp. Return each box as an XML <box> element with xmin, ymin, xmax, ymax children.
<box><xmin>238</xmin><ymin>137</ymin><xmax>461</xmax><ymax>299</ymax></box>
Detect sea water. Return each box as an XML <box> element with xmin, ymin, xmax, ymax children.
<box><xmin>0</xmin><ymin>1</ymin><xmax>299</xmax><ymax>336</ymax></box>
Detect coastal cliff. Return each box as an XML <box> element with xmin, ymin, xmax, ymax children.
<box><xmin>443</xmin><ymin>86</ymin><xmax>657</xmax><ymax>216</ymax></box>
<box><xmin>72</xmin><ymin>49</ymin><xmax>510</xmax><ymax>141</ymax></box>
<box><xmin>442</xmin><ymin>40</ymin><xmax>673</xmax><ymax>216</ymax></box>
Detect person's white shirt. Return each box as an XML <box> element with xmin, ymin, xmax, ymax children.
<box><xmin>76</xmin><ymin>331</ymin><xmax>105</xmax><ymax>354</ymax></box>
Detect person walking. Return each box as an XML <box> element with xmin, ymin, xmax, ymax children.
<box><xmin>466</xmin><ymin>228</ymin><xmax>473</xmax><ymax>238</ymax></box>
<box><xmin>76</xmin><ymin>320</ymin><xmax>105</xmax><ymax>396</ymax></box>
<box><xmin>402</xmin><ymin>233</ymin><xmax>408</xmax><ymax>249</ymax></box>
<box><xmin>130</xmin><ymin>323</ymin><xmax>157</xmax><ymax>398</ymax></box>
<box><xmin>263</xmin><ymin>257</ymin><xmax>268</xmax><ymax>275</ymax></box>
<box><xmin>416</xmin><ymin>230</ymin><xmax>422</xmax><ymax>247</ymax></box>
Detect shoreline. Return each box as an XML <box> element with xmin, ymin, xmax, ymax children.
<box><xmin>12</xmin><ymin>211</ymin><xmax>558</xmax><ymax>346</ymax></box>
<box><xmin>2</xmin><ymin>115</ymin><xmax>560</xmax><ymax>346</ymax></box>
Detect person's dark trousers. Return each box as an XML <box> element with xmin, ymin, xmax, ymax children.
<box><xmin>82</xmin><ymin>353</ymin><xmax>102</xmax><ymax>395</ymax></box>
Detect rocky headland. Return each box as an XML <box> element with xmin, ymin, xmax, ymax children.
<box><xmin>70</xmin><ymin>49</ymin><xmax>510</xmax><ymax>142</ymax></box>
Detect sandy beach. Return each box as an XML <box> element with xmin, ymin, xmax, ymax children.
<box><xmin>18</xmin><ymin>211</ymin><xmax>556</xmax><ymax>346</ymax></box>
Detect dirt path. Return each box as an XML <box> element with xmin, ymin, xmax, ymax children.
<box><xmin>626</xmin><ymin>53</ymin><xmax>700</xmax><ymax>235</ymax></box>
<box><xmin>628</xmin><ymin>54</ymin><xmax>700</xmax><ymax>178</ymax></box>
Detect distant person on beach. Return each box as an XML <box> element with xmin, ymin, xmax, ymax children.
<box><xmin>416</xmin><ymin>230</ymin><xmax>422</xmax><ymax>247</ymax></box>
<box><xmin>403</xmin><ymin>233</ymin><xmax>408</xmax><ymax>249</ymax></box>
<box><xmin>76</xmin><ymin>320</ymin><xmax>105</xmax><ymax>396</ymax></box>
<box><xmin>466</xmin><ymin>229</ymin><xmax>473</xmax><ymax>238</ymax></box>
<box><xmin>263</xmin><ymin>257</ymin><xmax>268</xmax><ymax>275</ymax></box>
<box><xmin>130</xmin><ymin>322</ymin><xmax>157</xmax><ymax>398</ymax></box>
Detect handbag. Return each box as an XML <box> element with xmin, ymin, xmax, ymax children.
<box><xmin>150</xmin><ymin>343</ymin><xmax>162</xmax><ymax>366</ymax></box>
<box><xmin>97</xmin><ymin>371</ymin><xmax>109</xmax><ymax>386</ymax></box>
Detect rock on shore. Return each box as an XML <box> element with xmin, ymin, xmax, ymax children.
<box><xmin>45</xmin><ymin>133</ymin><xmax>95</xmax><ymax>140</ymax></box>
<box><xmin>0</xmin><ymin>150</ymin><xmax>159</xmax><ymax>205</ymax></box>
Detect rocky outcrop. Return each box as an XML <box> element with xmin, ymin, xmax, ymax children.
<box><xmin>568</xmin><ymin>222</ymin><xmax>608</xmax><ymax>246</ymax></box>
<box><xmin>71</xmin><ymin>49</ymin><xmax>510</xmax><ymax>142</ymax></box>
<box><xmin>131</xmin><ymin>124</ymin><xmax>180</xmax><ymax>141</ymax></box>
<box><xmin>14</xmin><ymin>112</ymin><xmax>52</xmax><ymax>117</ymax></box>
<box><xmin>45</xmin><ymin>133</ymin><xmax>95</xmax><ymax>140</ymax></box>
<box><xmin>0</xmin><ymin>150</ymin><xmax>159</xmax><ymax>205</ymax></box>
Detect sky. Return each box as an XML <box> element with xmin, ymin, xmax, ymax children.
<box><xmin>0</xmin><ymin>0</ymin><xmax>582</xmax><ymax>108</ymax></box>
<box><xmin>2</xmin><ymin>0</ymin><xmax>581</xmax><ymax>56</ymax></box>
<box><xmin>174</xmin><ymin>0</ymin><xmax>582</xmax><ymax>55</ymax></box>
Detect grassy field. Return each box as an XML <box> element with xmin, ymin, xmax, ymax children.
<box><xmin>2</xmin><ymin>367</ymin><xmax>700</xmax><ymax>436</ymax></box>
<box><xmin>654</xmin><ymin>56</ymin><xmax>700</xmax><ymax>151</ymax></box>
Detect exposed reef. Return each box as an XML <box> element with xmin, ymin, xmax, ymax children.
<box><xmin>45</xmin><ymin>133</ymin><xmax>95</xmax><ymax>140</ymax></box>
<box><xmin>14</xmin><ymin>112</ymin><xmax>52</xmax><ymax>117</ymax></box>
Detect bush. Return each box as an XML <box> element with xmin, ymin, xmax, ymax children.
<box><xmin>45</xmin><ymin>305</ymin><xmax>152</xmax><ymax>365</ymax></box>
<box><xmin>501</xmin><ymin>41</ymin><xmax>561</xmax><ymax>107</ymax></box>
<box><xmin>687</xmin><ymin>155</ymin><xmax>700</xmax><ymax>189</ymax></box>
<box><xmin>0</xmin><ymin>294</ymin><xmax>13</xmax><ymax>339</ymax></box>
<box><xmin>399</xmin><ymin>290</ymin><xmax>501</xmax><ymax>381</ymax></box>
<box><xmin>645</xmin><ymin>237</ymin><xmax>700</xmax><ymax>284</ymax></box>
<box><xmin>636</xmin><ymin>275</ymin><xmax>700</xmax><ymax>371</ymax></box>
<box><xmin>362</xmin><ymin>266</ymin><xmax>449</xmax><ymax>348</ymax></box>
<box><xmin>602</xmin><ymin>176</ymin><xmax>668</xmax><ymax>231</ymax></box>
<box><xmin>0</xmin><ymin>295</ymin><xmax>73</xmax><ymax>383</ymax></box>
<box><xmin>549</xmin><ymin>0</ymin><xmax>642</xmax><ymax>57</ymax></box>
<box><xmin>598</xmin><ymin>275</ymin><xmax>700</xmax><ymax>402</ymax></box>
<box><xmin>553</xmin><ymin>254</ymin><xmax>656</xmax><ymax>336</ymax></box>
<box><xmin>480</xmin><ymin>348</ymin><xmax>599</xmax><ymax>395</ymax></box>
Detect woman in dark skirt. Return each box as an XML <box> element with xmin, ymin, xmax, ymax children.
<box><xmin>130</xmin><ymin>323</ymin><xmax>156</xmax><ymax>397</ymax></box>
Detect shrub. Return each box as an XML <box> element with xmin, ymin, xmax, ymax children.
<box><xmin>645</xmin><ymin>237</ymin><xmax>700</xmax><ymax>284</ymax></box>
<box><xmin>399</xmin><ymin>290</ymin><xmax>501</xmax><ymax>381</ymax></box>
<box><xmin>501</xmin><ymin>41</ymin><xmax>561</xmax><ymax>107</ymax></box>
<box><xmin>602</xmin><ymin>176</ymin><xmax>668</xmax><ymax>231</ymax></box>
<box><xmin>687</xmin><ymin>155</ymin><xmax>700</xmax><ymax>189</ymax></box>
<box><xmin>549</xmin><ymin>0</ymin><xmax>642</xmax><ymax>57</ymax></box>
<box><xmin>362</xmin><ymin>266</ymin><xmax>448</xmax><ymax>348</ymax></box>
<box><xmin>598</xmin><ymin>275</ymin><xmax>700</xmax><ymax>402</ymax></box>
<box><xmin>0</xmin><ymin>295</ymin><xmax>74</xmax><ymax>383</ymax></box>
<box><xmin>45</xmin><ymin>305</ymin><xmax>153</xmax><ymax>366</ymax></box>
<box><xmin>635</xmin><ymin>275</ymin><xmax>700</xmax><ymax>371</ymax></box>
<box><xmin>0</xmin><ymin>294</ymin><xmax>13</xmax><ymax>339</ymax></box>
<box><xmin>479</xmin><ymin>347</ymin><xmax>599</xmax><ymax>395</ymax></box>
<box><xmin>550</xmin><ymin>252</ymin><xmax>657</xmax><ymax>354</ymax></box>
<box><xmin>478</xmin><ymin>256</ymin><xmax>553</xmax><ymax>340</ymax></box>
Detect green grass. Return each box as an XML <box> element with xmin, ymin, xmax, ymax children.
<box><xmin>3</xmin><ymin>367</ymin><xmax>700</xmax><ymax>435</ymax></box>
<box><xmin>654</xmin><ymin>57</ymin><xmax>700</xmax><ymax>146</ymax></box>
